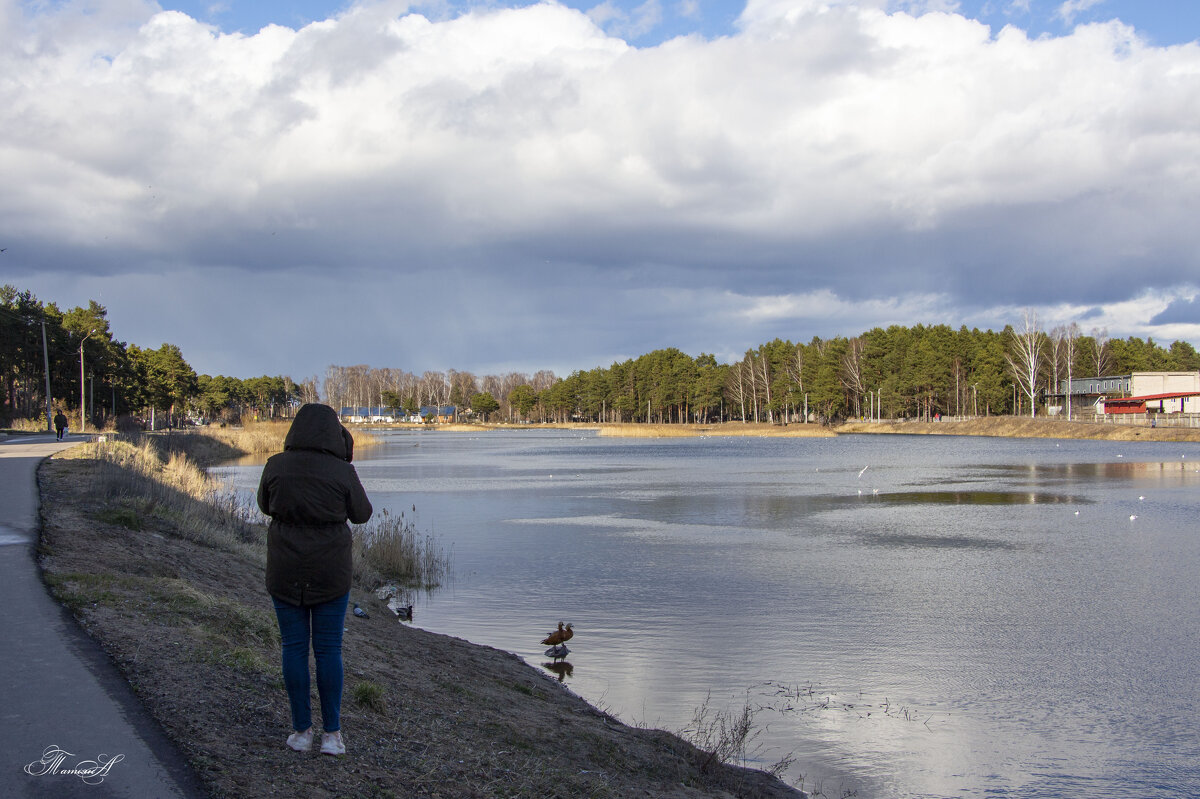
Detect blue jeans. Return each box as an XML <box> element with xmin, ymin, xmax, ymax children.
<box><xmin>272</xmin><ymin>592</ymin><xmax>349</xmax><ymax>733</ymax></box>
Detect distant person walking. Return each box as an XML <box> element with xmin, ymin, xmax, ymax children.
<box><xmin>256</xmin><ymin>404</ymin><xmax>372</xmax><ymax>757</ymax></box>
<box><xmin>53</xmin><ymin>410</ymin><xmax>68</xmax><ymax>440</ymax></box>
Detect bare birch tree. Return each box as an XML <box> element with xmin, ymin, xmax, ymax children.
<box><xmin>726</xmin><ymin>360</ymin><xmax>749</xmax><ymax>422</ymax></box>
<box><xmin>742</xmin><ymin>352</ymin><xmax>759</xmax><ymax>422</ymax></box>
<box><xmin>1048</xmin><ymin>326</ymin><xmax>1066</xmax><ymax>411</ymax></box>
<box><xmin>1006</xmin><ymin>309</ymin><xmax>1044</xmax><ymax>418</ymax></box>
<box><xmin>1063</xmin><ymin>322</ymin><xmax>1080</xmax><ymax>420</ymax></box>
<box><xmin>1090</xmin><ymin>327</ymin><xmax>1111</xmax><ymax>377</ymax></box>
<box><xmin>785</xmin><ymin>345</ymin><xmax>805</xmax><ymax>422</ymax></box>
<box><xmin>757</xmin><ymin>348</ymin><xmax>772</xmax><ymax>423</ymax></box>
<box><xmin>299</xmin><ymin>375</ymin><xmax>320</xmax><ymax>406</ymax></box>
<box><xmin>841</xmin><ymin>337</ymin><xmax>866</xmax><ymax>417</ymax></box>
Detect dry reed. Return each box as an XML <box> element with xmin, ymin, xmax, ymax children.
<box><xmin>598</xmin><ymin>422</ymin><xmax>835</xmax><ymax>438</ymax></box>
<box><xmin>352</xmin><ymin>507</ymin><xmax>449</xmax><ymax>590</ymax></box>
<box><xmin>73</xmin><ymin>428</ymin><xmax>443</xmax><ymax>590</ymax></box>
<box><xmin>76</xmin><ymin>438</ymin><xmax>262</xmax><ymax>553</ymax></box>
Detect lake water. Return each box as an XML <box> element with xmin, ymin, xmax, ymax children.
<box><xmin>215</xmin><ymin>429</ymin><xmax>1200</xmax><ymax>798</ymax></box>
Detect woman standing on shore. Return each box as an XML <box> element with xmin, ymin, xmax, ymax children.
<box><xmin>257</xmin><ymin>403</ymin><xmax>373</xmax><ymax>756</ymax></box>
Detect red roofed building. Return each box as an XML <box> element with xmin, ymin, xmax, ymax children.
<box><xmin>1100</xmin><ymin>391</ymin><xmax>1200</xmax><ymax>414</ymax></box>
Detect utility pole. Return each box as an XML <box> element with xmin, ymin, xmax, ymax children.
<box><xmin>79</xmin><ymin>328</ymin><xmax>95</xmax><ymax>433</ymax></box>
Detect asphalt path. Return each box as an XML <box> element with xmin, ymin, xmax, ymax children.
<box><xmin>0</xmin><ymin>434</ymin><xmax>206</xmax><ymax>798</ymax></box>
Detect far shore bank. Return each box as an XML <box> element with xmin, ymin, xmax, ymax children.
<box><xmin>836</xmin><ymin>416</ymin><xmax>1200</xmax><ymax>443</ymax></box>
<box><xmin>14</xmin><ymin>413</ymin><xmax>1198</xmax><ymax>445</ymax></box>
<box><xmin>339</xmin><ymin>421</ymin><xmax>835</xmax><ymax>437</ymax></box>
<box><xmin>339</xmin><ymin>416</ymin><xmax>1200</xmax><ymax>443</ymax></box>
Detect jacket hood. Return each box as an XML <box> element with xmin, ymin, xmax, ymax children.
<box><xmin>284</xmin><ymin>404</ymin><xmax>353</xmax><ymax>461</ymax></box>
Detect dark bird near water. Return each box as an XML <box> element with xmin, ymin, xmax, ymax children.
<box><xmin>396</xmin><ymin>604</ymin><xmax>413</xmax><ymax>621</ymax></box>
<box><xmin>352</xmin><ymin>603</ymin><xmax>368</xmax><ymax>618</ymax></box>
<box><xmin>541</xmin><ymin>621</ymin><xmax>574</xmax><ymax>647</ymax></box>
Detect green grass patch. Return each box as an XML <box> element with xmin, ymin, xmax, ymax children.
<box><xmin>498</xmin><ymin>679</ymin><xmax>537</xmax><ymax>698</ymax></box>
<box><xmin>44</xmin><ymin>571</ymin><xmax>142</xmax><ymax>611</ymax></box>
<box><xmin>352</xmin><ymin>681</ymin><xmax>388</xmax><ymax>712</ymax></box>
<box><xmin>94</xmin><ymin>505</ymin><xmax>143</xmax><ymax>530</ymax></box>
<box><xmin>201</xmin><ymin>645</ymin><xmax>273</xmax><ymax>675</ymax></box>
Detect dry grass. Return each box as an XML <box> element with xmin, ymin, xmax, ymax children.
<box><xmin>352</xmin><ymin>507</ymin><xmax>450</xmax><ymax>591</ymax></box>
<box><xmin>66</xmin><ymin>427</ymin><xmax>440</xmax><ymax>590</ymax></box>
<box><xmin>203</xmin><ymin>421</ymin><xmax>290</xmax><ymax>454</ymax></box>
<box><xmin>681</xmin><ymin>694</ymin><xmax>795</xmax><ymax>781</ymax></box>
<box><xmin>598</xmin><ymin>422</ymin><xmax>835</xmax><ymax>438</ymax></box>
<box><xmin>837</xmin><ymin>416</ymin><xmax>1200</xmax><ymax>443</ymax></box>
<box><xmin>201</xmin><ymin>418</ymin><xmax>382</xmax><ymax>456</ymax></box>
<box><xmin>62</xmin><ymin>438</ymin><xmax>262</xmax><ymax>556</ymax></box>
<box><xmin>7</xmin><ymin>417</ymin><xmax>50</xmax><ymax>432</ymax></box>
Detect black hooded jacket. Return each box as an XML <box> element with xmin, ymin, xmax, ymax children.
<box><xmin>257</xmin><ymin>404</ymin><xmax>373</xmax><ymax>606</ymax></box>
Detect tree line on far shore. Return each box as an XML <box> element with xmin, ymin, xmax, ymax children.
<box><xmin>1</xmin><ymin>286</ymin><xmax>311</xmax><ymax>429</ymax></box>
<box><xmin>4</xmin><ymin>284</ymin><xmax>1198</xmax><ymax>429</ymax></box>
<box><xmin>326</xmin><ymin>315</ymin><xmax>1199</xmax><ymax>425</ymax></box>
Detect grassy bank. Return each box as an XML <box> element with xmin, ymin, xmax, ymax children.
<box><xmin>836</xmin><ymin>416</ymin><xmax>1200</xmax><ymax>443</ymax></box>
<box><xmin>36</xmin><ymin>430</ymin><xmax>804</xmax><ymax>798</ymax></box>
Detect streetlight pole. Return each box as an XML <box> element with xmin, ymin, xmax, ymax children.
<box><xmin>79</xmin><ymin>328</ymin><xmax>95</xmax><ymax>433</ymax></box>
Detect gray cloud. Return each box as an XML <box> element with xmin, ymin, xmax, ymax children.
<box><xmin>1150</xmin><ymin>297</ymin><xmax>1200</xmax><ymax>326</ymax></box>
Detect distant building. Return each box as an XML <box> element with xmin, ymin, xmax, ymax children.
<box><xmin>1051</xmin><ymin>372</ymin><xmax>1200</xmax><ymax>415</ymax></box>
<box><xmin>418</xmin><ymin>405</ymin><xmax>457</xmax><ymax>423</ymax></box>
<box><xmin>1101</xmin><ymin>391</ymin><xmax>1200</xmax><ymax>414</ymax></box>
<box><xmin>1128</xmin><ymin>372</ymin><xmax>1200</xmax><ymax>396</ymax></box>
<box><xmin>339</xmin><ymin>406</ymin><xmax>397</xmax><ymax>423</ymax></box>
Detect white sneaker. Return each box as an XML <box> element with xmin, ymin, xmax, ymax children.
<box><xmin>320</xmin><ymin>730</ymin><xmax>346</xmax><ymax>756</ymax></box>
<box><xmin>286</xmin><ymin>728</ymin><xmax>313</xmax><ymax>751</ymax></box>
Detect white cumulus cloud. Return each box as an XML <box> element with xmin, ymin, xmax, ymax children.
<box><xmin>3</xmin><ymin>0</ymin><xmax>1199</xmax><ymax>376</ymax></box>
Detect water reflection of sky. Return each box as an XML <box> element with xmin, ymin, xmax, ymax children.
<box><xmin>213</xmin><ymin>430</ymin><xmax>1200</xmax><ymax>799</ymax></box>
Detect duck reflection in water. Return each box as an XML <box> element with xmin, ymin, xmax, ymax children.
<box><xmin>542</xmin><ymin>659</ymin><xmax>573</xmax><ymax>681</ymax></box>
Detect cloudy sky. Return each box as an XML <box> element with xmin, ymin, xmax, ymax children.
<box><xmin>3</xmin><ymin>0</ymin><xmax>1199</xmax><ymax>381</ymax></box>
